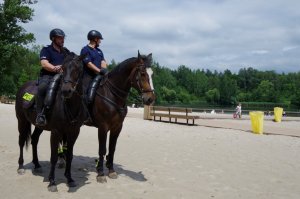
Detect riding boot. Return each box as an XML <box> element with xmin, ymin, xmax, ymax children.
<box><xmin>35</xmin><ymin>78</ymin><xmax>49</xmax><ymax>127</ymax></box>
<box><xmin>44</xmin><ymin>74</ymin><xmax>61</xmax><ymax>109</ymax></box>
<box><xmin>87</xmin><ymin>75</ymin><xmax>102</xmax><ymax>104</ymax></box>
<box><xmin>36</xmin><ymin>107</ymin><xmax>47</xmax><ymax>126</ymax></box>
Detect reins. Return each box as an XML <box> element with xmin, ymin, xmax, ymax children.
<box><xmin>94</xmin><ymin>62</ymin><xmax>152</xmax><ymax>115</ymax></box>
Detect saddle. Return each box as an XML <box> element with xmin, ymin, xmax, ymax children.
<box><xmin>87</xmin><ymin>74</ymin><xmax>103</xmax><ymax>104</ymax></box>
<box><xmin>22</xmin><ymin>84</ymin><xmax>38</xmax><ymax>109</ymax></box>
<box><xmin>21</xmin><ymin>74</ymin><xmax>61</xmax><ymax>110</ymax></box>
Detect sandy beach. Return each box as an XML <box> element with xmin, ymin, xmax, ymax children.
<box><xmin>1</xmin><ymin>103</ymin><xmax>300</xmax><ymax>198</ymax></box>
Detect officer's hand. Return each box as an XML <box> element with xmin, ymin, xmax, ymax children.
<box><xmin>99</xmin><ymin>68</ymin><xmax>108</xmax><ymax>75</ymax></box>
<box><xmin>55</xmin><ymin>65</ymin><xmax>63</xmax><ymax>73</ymax></box>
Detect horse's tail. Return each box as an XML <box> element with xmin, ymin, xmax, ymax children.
<box><xmin>24</xmin><ymin>124</ymin><xmax>32</xmax><ymax>150</ymax></box>
<box><xmin>15</xmin><ymin>82</ymin><xmax>33</xmax><ymax>150</ymax></box>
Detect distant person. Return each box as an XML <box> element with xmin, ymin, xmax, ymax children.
<box><xmin>235</xmin><ymin>103</ymin><xmax>242</xmax><ymax>118</ymax></box>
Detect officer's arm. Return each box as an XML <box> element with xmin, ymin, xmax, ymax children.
<box><xmin>41</xmin><ymin>59</ymin><xmax>61</xmax><ymax>73</ymax></box>
<box><xmin>86</xmin><ymin>62</ymin><xmax>101</xmax><ymax>74</ymax></box>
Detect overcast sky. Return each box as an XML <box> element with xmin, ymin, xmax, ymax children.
<box><xmin>19</xmin><ymin>0</ymin><xmax>300</xmax><ymax>73</ymax></box>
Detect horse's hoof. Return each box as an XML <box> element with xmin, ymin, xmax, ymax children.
<box><xmin>68</xmin><ymin>181</ymin><xmax>77</xmax><ymax>187</ymax></box>
<box><xmin>48</xmin><ymin>185</ymin><xmax>58</xmax><ymax>192</ymax></box>
<box><xmin>17</xmin><ymin>168</ymin><xmax>25</xmax><ymax>175</ymax></box>
<box><xmin>108</xmin><ymin>171</ymin><xmax>118</xmax><ymax>179</ymax></box>
<box><xmin>96</xmin><ymin>175</ymin><xmax>107</xmax><ymax>183</ymax></box>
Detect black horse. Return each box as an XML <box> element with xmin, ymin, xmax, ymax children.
<box><xmin>83</xmin><ymin>51</ymin><xmax>155</xmax><ymax>182</ymax></box>
<box><xmin>15</xmin><ymin>53</ymin><xmax>87</xmax><ymax>191</ymax></box>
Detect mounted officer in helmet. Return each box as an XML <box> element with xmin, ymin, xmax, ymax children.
<box><xmin>80</xmin><ymin>30</ymin><xmax>108</xmax><ymax>104</ymax></box>
<box><xmin>35</xmin><ymin>28</ymin><xmax>70</xmax><ymax>126</ymax></box>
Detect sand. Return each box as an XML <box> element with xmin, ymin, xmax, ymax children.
<box><xmin>0</xmin><ymin>103</ymin><xmax>300</xmax><ymax>198</ymax></box>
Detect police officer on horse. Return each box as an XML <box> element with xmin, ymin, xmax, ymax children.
<box><xmin>35</xmin><ymin>28</ymin><xmax>69</xmax><ymax>126</ymax></box>
<box><xmin>80</xmin><ymin>30</ymin><xmax>108</xmax><ymax>104</ymax></box>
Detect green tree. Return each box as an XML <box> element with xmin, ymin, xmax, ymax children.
<box><xmin>0</xmin><ymin>0</ymin><xmax>36</xmax><ymax>95</ymax></box>
<box><xmin>219</xmin><ymin>74</ymin><xmax>238</xmax><ymax>105</ymax></box>
<box><xmin>253</xmin><ymin>80</ymin><xmax>276</xmax><ymax>102</ymax></box>
<box><xmin>0</xmin><ymin>75</ymin><xmax>17</xmax><ymax>95</ymax></box>
<box><xmin>291</xmin><ymin>90</ymin><xmax>300</xmax><ymax>107</ymax></box>
<box><xmin>205</xmin><ymin>88</ymin><xmax>220</xmax><ymax>104</ymax></box>
<box><xmin>160</xmin><ymin>86</ymin><xmax>177</xmax><ymax>103</ymax></box>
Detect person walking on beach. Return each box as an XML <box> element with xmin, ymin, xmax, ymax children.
<box><xmin>235</xmin><ymin>103</ymin><xmax>242</xmax><ymax>118</ymax></box>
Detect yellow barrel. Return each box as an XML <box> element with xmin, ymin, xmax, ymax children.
<box><xmin>249</xmin><ymin>111</ymin><xmax>264</xmax><ymax>134</ymax></box>
<box><xmin>274</xmin><ymin>107</ymin><xmax>283</xmax><ymax>122</ymax></box>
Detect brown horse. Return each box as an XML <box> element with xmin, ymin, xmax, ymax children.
<box><xmin>83</xmin><ymin>51</ymin><xmax>155</xmax><ymax>182</ymax></box>
<box><xmin>15</xmin><ymin>53</ymin><xmax>87</xmax><ymax>191</ymax></box>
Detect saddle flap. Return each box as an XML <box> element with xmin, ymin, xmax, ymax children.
<box><xmin>22</xmin><ymin>85</ymin><xmax>38</xmax><ymax>109</ymax></box>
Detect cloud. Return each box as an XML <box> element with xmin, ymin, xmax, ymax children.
<box><xmin>20</xmin><ymin>0</ymin><xmax>300</xmax><ymax>73</ymax></box>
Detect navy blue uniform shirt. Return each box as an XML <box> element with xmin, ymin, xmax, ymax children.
<box><xmin>80</xmin><ymin>45</ymin><xmax>105</xmax><ymax>76</ymax></box>
<box><xmin>39</xmin><ymin>44</ymin><xmax>68</xmax><ymax>76</ymax></box>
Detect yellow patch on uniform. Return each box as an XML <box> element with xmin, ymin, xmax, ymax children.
<box><xmin>23</xmin><ymin>92</ymin><xmax>34</xmax><ymax>101</ymax></box>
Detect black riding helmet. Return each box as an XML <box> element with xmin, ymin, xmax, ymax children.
<box><xmin>49</xmin><ymin>28</ymin><xmax>65</xmax><ymax>41</ymax></box>
<box><xmin>87</xmin><ymin>30</ymin><xmax>103</xmax><ymax>40</ymax></box>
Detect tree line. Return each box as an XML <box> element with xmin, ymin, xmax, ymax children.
<box><xmin>149</xmin><ymin>63</ymin><xmax>300</xmax><ymax>109</ymax></box>
<box><xmin>1</xmin><ymin>0</ymin><xmax>300</xmax><ymax>109</ymax></box>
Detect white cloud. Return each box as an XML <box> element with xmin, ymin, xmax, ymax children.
<box><xmin>18</xmin><ymin>0</ymin><xmax>300</xmax><ymax>73</ymax></box>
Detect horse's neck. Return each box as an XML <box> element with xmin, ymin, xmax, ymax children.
<box><xmin>58</xmin><ymin>83</ymin><xmax>84</xmax><ymax>113</ymax></box>
<box><xmin>108</xmin><ymin>66</ymin><xmax>134</xmax><ymax>93</ymax></box>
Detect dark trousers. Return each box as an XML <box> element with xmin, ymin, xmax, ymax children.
<box><xmin>36</xmin><ymin>75</ymin><xmax>53</xmax><ymax>113</ymax></box>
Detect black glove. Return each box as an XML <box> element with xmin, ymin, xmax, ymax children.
<box><xmin>99</xmin><ymin>68</ymin><xmax>108</xmax><ymax>75</ymax></box>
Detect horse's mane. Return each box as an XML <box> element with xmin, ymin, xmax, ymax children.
<box><xmin>63</xmin><ymin>52</ymin><xmax>77</xmax><ymax>64</ymax></box>
<box><xmin>111</xmin><ymin>54</ymin><xmax>152</xmax><ymax>73</ymax></box>
<box><xmin>111</xmin><ymin>57</ymin><xmax>137</xmax><ymax>73</ymax></box>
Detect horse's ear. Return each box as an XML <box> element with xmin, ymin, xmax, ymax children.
<box><xmin>147</xmin><ymin>53</ymin><xmax>152</xmax><ymax>60</ymax></box>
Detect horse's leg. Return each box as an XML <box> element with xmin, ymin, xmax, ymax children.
<box><xmin>17</xmin><ymin>118</ymin><xmax>31</xmax><ymax>175</ymax></box>
<box><xmin>96</xmin><ymin>127</ymin><xmax>108</xmax><ymax>183</ymax></box>
<box><xmin>31</xmin><ymin>127</ymin><xmax>43</xmax><ymax>172</ymax></box>
<box><xmin>48</xmin><ymin>130</ymin><xmax>61</xmax><ymax>192</ymax></box>
<box><xmin>64</xmin><ymin>129</ymin><xmax>80</xmax><ymax>187</ymax></box>
<box><xmin>106</xmin><ymin>125</ymin><xmax>122</xmax><ymax>179</ymax></box>
<box><xmin>57</xmin><ymin>136</ymin><xmax>67</xmax><ymax>169</ymax></box>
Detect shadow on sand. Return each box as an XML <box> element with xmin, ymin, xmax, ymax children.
<box><xmin>22</xmin><ymin>155</ymin><xmax>147</xmax><ymax>192</ymax></box>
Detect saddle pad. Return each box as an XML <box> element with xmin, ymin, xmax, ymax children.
<box><xmin>22</xmin><ymin>85</ymin><xmax>38</xmax><ymax>109</ymax></box>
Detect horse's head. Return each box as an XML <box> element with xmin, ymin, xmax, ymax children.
<box><xmin>130</xmin><ymin>51</ymin><xmax>156</xmax><ymax>105</ymax></box>
<box><xmin>61</xmin><ymin>52</ymin><xmax>85</xmax><ymax>99</ymax></box>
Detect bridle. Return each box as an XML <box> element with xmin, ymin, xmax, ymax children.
<box><xmin>96</xmin><ymin>61</ymin><xmax>154</xmax><ymax>116</ymax></box>
<box><xmin>129</xmin><ymin>63</ymin><xmax>154</xmax><ymax>94</ymax></box>
<box><xmin>61</xmin><ymin>58</ymin><xmax>84</xmax><ymax>95</ymax></box>
<box><xmin>60</xmin><ymin>56</ymin><xmax>86</xmax><ymax>123</ymax></box>
<box><xmin>105</xmin><ymin>63</ymin><xmax>154</xmax><ymax>99</ymax></box>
